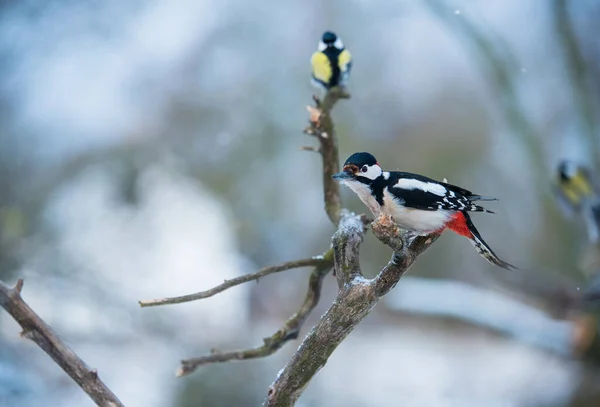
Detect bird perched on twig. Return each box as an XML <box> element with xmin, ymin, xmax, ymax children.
<box><xmin>554</xmin><ymin>160</ymin><xmax>600</xmax><ymax>243</ymax></box>
<box><xmin>332</xmin><ymin>152</ymin><xmax>515</xmax><ymax>269</ymax></box>
<box><xmin>310</xmin><ymin>31</ymin><xmax>352</xmax><ymax>91</ymax></box>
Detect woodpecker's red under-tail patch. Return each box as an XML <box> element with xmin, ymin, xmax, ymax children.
<box><xmin>447</xmin><ymin>212</ymin><xmax>515</xmax><ymax>270</ymax></box>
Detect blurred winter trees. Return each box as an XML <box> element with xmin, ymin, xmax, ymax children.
<box><xmin>1</xmin><ymin>0</ymin><xmax>600</xmax><ymax>406</ymax></box>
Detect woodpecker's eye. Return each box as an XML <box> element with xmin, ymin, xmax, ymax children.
<box><xmin>361</xmin><ymin>165</ymin><xmax>368</xmax><ymax>173</ymax></box>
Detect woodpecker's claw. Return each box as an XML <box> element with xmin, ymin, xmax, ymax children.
<box><xmin>403</xmin><ymin>231</ymin><xmax>421</xmax><ymax>247</ymax></box>
<box><xmin>391</xmin><ymin>251</ymin><xmax>403</xmax><ymax>265</ymax></box>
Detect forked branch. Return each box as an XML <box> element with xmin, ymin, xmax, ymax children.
<box><xmin>176</xmin><ymin>249</ymin><xmax>333</xmax><ymax>376</ymax></box>
<box><xmin>138</xmin><ymin>86</ymin><xmax>439</xmax><ymax>407</ymax></box>
<box><xmin>265</xmin><ymin>213</ymin><xmax>439</xmax><ymax>406</ymax></box>
<box><xmin>139</xmin><ymin>87</ymin><xmax>352</xmax><ymax>379</ymax></box>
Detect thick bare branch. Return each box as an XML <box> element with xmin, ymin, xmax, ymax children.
<box><xmin>0</xmin><ymin>279</ymin><xmax>125</xmax><ymax>407</ymax></box>
<box><xmin>304</xmin><ymin>87</ymin><xmax>350</xmax><ymax>225</ymax></box>
<box><xmin>177</xmin><ymin>249</ymin><xmax>334</xmax><ymax>376</ymax></box>
<box><xmin>139</xmin><ymin>255</ymin><xmax>330</xmax><ymax>307</ymax></box>
<box><xmin>265</xmin><ymin>216</ymin><xmax>438</xmax><ymax>407</ymax></box>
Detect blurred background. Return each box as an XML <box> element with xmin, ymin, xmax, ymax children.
<box><xmin>1</xmin><ymin>0</ymin><xmax>600</xmax><ymax>406</ymax></box>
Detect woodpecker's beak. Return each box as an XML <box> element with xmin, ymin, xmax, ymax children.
<box><xmin>332</xmin><ymin>171</ymin><xmax>353</xmax><ymax>180</ymax></box>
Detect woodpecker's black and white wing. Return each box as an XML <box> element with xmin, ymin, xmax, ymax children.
<box><xmin>384</xmin><ymin>172</ymin><xmax>496</xmax><ymax>212</ymax></box>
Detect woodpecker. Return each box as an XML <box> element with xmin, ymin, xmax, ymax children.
<box><xmin>554</xmin><ymin>160</ymin><xmax>600</xmax><ymax>242</ymax></box>
<box><xmin>332</xmin><ymin>152</ymin><xmax>515</xmax><ymax>269</ymax></box>
<box><xmin>310</xmin><ymin>31</ymin><xmax>352</xmax><ymax>90</ymax></box>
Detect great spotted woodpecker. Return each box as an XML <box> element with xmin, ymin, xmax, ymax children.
<box><xmin>332</xmin><ymin>152</ymin><xmax>515</xmax><ymax>270</ymax></box>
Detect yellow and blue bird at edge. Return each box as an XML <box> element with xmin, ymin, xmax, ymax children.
<box><xmin>555</xmin><ymin>161</ymin><xmax>595</xmax><ymax>211</ymax></box>
<box><xmin>554</xmin><ymin>160</ymin><xmax>600</xmax><ymax>242</ymax></box>
<box><xmin>311</xmin><ymin>31</ymin><xmax>352</xmax><ymax>90</ymax></box>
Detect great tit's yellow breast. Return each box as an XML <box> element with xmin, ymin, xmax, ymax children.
<box><xmin>560</xmin><ymin>173</ymin><xmax>593</xmax><ymax>206</ymax></box>
<box><xmin>572</xmin><ymin>173</ymin><xmax>593</xmax><ymax>197</ymax></box>
<box><xmin>338</xmin><ymin>49</ymin><xmax>352</xmax><ymax>71</ymax></box>
<box><xmin>563</xmin><ymin>185</ymin><xmax>581</xmax><ymax>205</ymax></box>
<box><xmin>311</xmin><ymin>52</ymin><xmax>332</xmax><ymax>84</ymax></box>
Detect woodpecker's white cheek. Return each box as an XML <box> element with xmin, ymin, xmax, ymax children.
<box><xmin>361</xmin><ymin>165</ymin><xmax>382</xmax><ymax>180</ymax></box>
<box><xmin>394</xmin><ymin>179</ymin><xmax>447</xmax><ymax>196</ymax></box>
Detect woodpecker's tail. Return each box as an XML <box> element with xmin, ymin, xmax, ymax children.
<box><xmin>447</xmin><ymin>212</ymin><xmax>515</xmax><ymax>270</ymax></box>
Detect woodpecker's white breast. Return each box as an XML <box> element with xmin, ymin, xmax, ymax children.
<box><xmin>382</xmin><ymin>189</ymin><xmax>452</xmax><ymax>235</ymax></box>
<box><xmin>342</xmin><ymin>180</ymin><xmax>382</xmax><ymax>217</ymax></box>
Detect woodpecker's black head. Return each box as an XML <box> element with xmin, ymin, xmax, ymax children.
<box><xmin>332</xmin><ymin>152</ymin><xmax>383</xmax><ymax>184</ymax></box>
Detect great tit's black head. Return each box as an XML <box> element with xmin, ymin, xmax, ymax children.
<box><xmin>558</xmin><ymin>160</ymin><xmax>583</xmax><ymax>182</ymax></box>
<box><xmin>332</xmin><ymin>152</ymin><xmax>382</xmax><ymax>183</ymax></box>
<box><xmin>318</xmin><ymin>31</ymin><xmax>344</xmax><ymax>51</ymax></box>
<box><xmin>322</xmin><ymin>31</ymin><xmax>337</xmax><ymax>44</ymax></box>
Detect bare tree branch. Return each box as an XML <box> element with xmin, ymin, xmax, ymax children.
<box><xmin>0</xmin><ymin>279</ymin><xmax>125</xmax><ymax>407</ymax></box>
<box><xmin>177</xmin><ymin>249</ymin><xmax>334</xmax><ymax>376</ymax></box>
<box><xmin>131</xmin><ymin>82</ymin><xmax>437</xmax><ymax>407</ymax></box>
<box><xmin>265</xmin><ymin>213</ymin><xmax>438</xmax><ymax>406</ymax></box>
<box><xmin>304</xmin><ymin>87</ymin><xmax>350</xmax><ymax>226</ymax></box>
<box><xmin>139</xmin><ymin>254</ymin><xmax>331</xmax><ymax>307</ymax></box>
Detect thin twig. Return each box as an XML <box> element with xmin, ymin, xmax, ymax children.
<box><xmin>298</xmin><ymin>146</ymin><xmax>320</xmax><ymax>153</ymax></box>
<box><xmin>304</xmin><ymin>87</ymin><xmax>350</xmax><ymax>226</ymax></box>
<box><xmin>139</xmin><ymin>255</ymin><xmax>330</xmax><ymax>307</ymax></box>
<box><xmin>0</xmin><ymin>279</ymin><xmax>125</xmax><ymax>407</ymax></box>
<box><xmin>177</xmin><ymin>249</ymin><xmax>334</xmax><ymax>376</ymax></box>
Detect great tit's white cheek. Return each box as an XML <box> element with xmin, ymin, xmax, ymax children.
<box><xmin>334</xmin><ymin>38</ymin><xmax>344</xmax><ymax>49</ymax></box>
<box><xmin>318</xmin><ymin>41</ymin><xmax>327</xmax><ymax>51</ymax></box>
